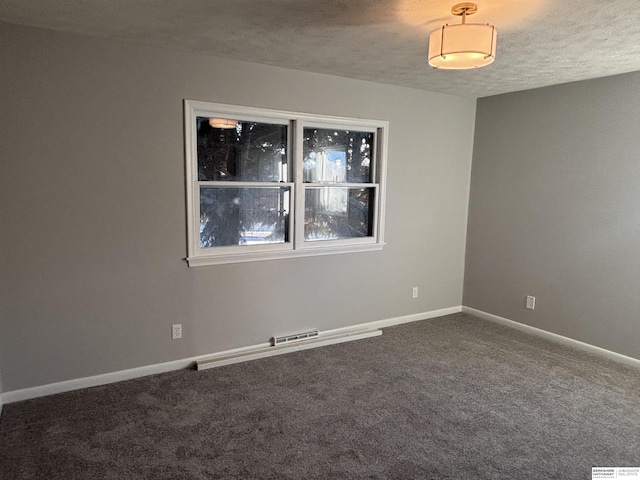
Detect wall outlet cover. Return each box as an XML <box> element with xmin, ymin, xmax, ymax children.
<box><xmin>172</xmin><ymin>324</ymin><xmax>182</xmax><ymax>339</ymax></box>
<box><xmin>526</xmin><ymin>296</ymin><xmax>536</xmax><ymax>310</ymax></box>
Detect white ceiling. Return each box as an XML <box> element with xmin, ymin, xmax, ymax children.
<box><xmin>2</xmin><ymin>0</ymin><xmax>640</xmax><ymax>97</ymax></box>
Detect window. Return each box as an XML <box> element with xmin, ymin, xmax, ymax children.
<box><xmin>184</xmin><ymin>101</ymin><xmax>387</xmax><ymax>266</ymax></box>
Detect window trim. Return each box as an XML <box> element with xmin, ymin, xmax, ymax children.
<box><xmin>184</xmin><ymin>100</ymin><xmax>388</xmax><ymax>266</ymax></box>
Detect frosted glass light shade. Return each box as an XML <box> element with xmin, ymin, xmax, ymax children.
<box><xmin>428</xmin><ymin>23</ymin><xmax>497</xmax><ymax>69</ymax></box>
<box><xmin>209</xmin><ymin>118</ymin><xmax>238</xmax><ymax>129</ymax></box>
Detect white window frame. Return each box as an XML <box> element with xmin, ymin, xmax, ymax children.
<box><xmin>184</xmin><ymin>100</ymin><xmax>388</xmax><ymax>266</ymax></box>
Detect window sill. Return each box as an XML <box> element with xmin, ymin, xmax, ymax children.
<box><xmin>186</xmin><ymin>243</ymin><xmax>385</xmax><ymax>267</ymax></box>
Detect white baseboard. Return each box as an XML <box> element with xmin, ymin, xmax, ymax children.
<box><xmin>1</xmin><ymin>355</ymin><xmax>208</xmax><ymax>405</ymax></box>
<box><xmin>462</xmin><ymin>306</ymin><xmax>640</xmax><ymax>369</ymax></box>
<box><xmin>330</xmin><ymin>305</ymin><xmax>462</xmax><ymax>333</ymax></box>
<box><xmin>0</xmin><ymin>306</ymin><xmax>462</xmax><ymax>405</ymax></box>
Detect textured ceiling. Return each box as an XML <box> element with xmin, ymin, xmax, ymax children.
<box><xmin>2</xmin><ymin>0</ymin><xmax>640</xmax><ymax>97</ymax></box>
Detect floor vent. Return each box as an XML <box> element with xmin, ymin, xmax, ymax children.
<box><xmin>272</xmin><ymin>328</ymin><xmax>319</xmax><ymax>346</ymax></box>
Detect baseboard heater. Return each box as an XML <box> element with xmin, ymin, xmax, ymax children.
<box><xmin>272</xmin><ymin>328</ymin><xmax>319</xmax><ymax>346</ymax></box>
<box><xmin>196</xmin><ymin>328</ymin><xmax>382</xmax><ymax>371</ymax></box>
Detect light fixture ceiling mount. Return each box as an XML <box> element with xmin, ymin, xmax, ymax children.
<box><xmin>428</xmin><ymin>3</ymin><xmax>497</xmax><ymax>70</ymax></box>
<box><xmin>451</xmin><ymin>2</ymin><xmax>478</xmax><ymax>17</ymax></box>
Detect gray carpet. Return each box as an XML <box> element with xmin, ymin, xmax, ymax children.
<box><xmin>1</xmin><ymin>313</ymin><xmax>639</xmax><ymax>479</ymax></box>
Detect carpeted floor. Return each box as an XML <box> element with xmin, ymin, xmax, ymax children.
<box><xmin>1</xmin><ymin>313</ymin><xmax>639</xmax><ymax>479</ymax></box>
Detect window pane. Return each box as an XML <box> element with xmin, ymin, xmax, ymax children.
<box><xmin>304</xmin><ymin>187</ymin><xmax>374</xmax><ymax>241</ymax></box>
<box><xmin>197</xmin><ymin>118</ymin><xmax>288</xmax><ymax>182</ymax></box>
<box><xmin>200</xmin><ymin>187</ymin><xmax>290</xmax><ymax>247</ymax></box>
<box><xmin>303</xmin><ymin>128</ymin><xmax>373</xmax><ymax>183</ymax></box>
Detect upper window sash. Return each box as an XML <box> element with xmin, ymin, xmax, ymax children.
<box><xmin>299</xmin><ymin>120</ymin><xmax>379</xmax><ymax>185</ymax></box>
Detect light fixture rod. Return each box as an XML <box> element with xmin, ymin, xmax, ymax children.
<box><xmin>451</xmin><ymin>2</ymin><xmax>478</xmax><ymax>24</ymax></box>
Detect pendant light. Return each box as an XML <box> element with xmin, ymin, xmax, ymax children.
<box><xmin>428</xmin><ymin>3</ymin><xmax>497</xmax><ymax>69</ymax></box>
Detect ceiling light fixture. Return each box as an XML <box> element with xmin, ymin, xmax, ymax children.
<box><xmin>209</xmin><ymin>118</ymin><xmax>238</xmax><ymax>129</ymax></box>
<box><xmin>428</xmin><ymin>3</ymin><xmax>497</xmax><ymax>70</ymax></box>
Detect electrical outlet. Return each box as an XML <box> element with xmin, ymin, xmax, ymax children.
<box><xmin>172</xmin><ymin>324</ymin><xmax>182</xmax><ymax>339</ymax></box>
<box><xmin>412</xmin><ymin>287</ymin><xmax>419</xmax><ymax>298</ymax></box>
<box><xmin>526</xmin><ymin>296</ymin><xmax>536</xmax><ymax>310</ymax></box>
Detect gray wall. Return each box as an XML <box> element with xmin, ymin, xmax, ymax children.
<box><xmin>464</xmin><ymin>71</ymin><xmax>640</xmax><ymax>360</ymax></box>
<box><xmin>0</xmin><ymin>23</ymin><xmax>476</xmax><ymax>392</ymax></box>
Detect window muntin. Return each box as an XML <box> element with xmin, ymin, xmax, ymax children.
<box><xmin>185</xmin><ymin>101</ymin><xmax>387</xmax><ymax>266</ymax></box>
